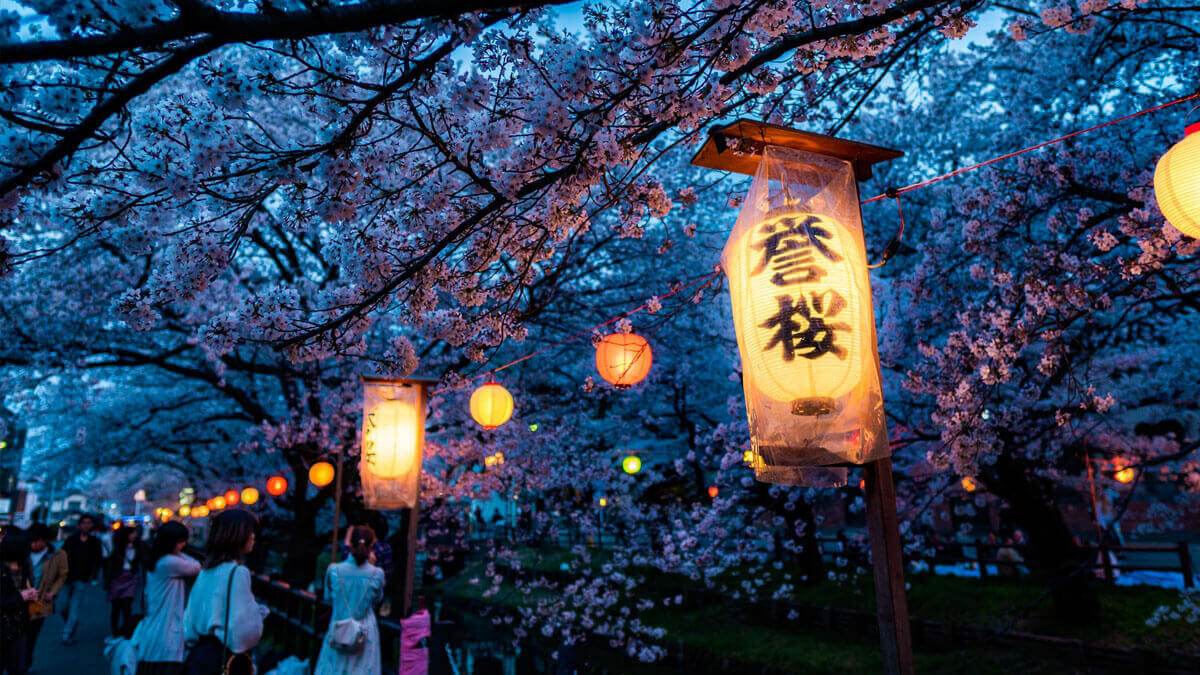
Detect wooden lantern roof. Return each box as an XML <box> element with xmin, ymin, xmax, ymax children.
<box><xmin>690</xmin><ymin>119</ymin><xmax>902</xmax><ymax>182</ymax></box>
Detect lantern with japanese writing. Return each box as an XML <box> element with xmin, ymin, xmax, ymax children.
<box><xmin>693</xmin><ymin>121</ymin><xmax>901</xmax><ymax>487</ymax></box>
<box><xmin>360</xmin><ymin>377</ymin><xmax>433</xmax><ymax>509</ymax></box>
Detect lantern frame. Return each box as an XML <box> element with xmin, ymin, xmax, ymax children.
<box><xmin>360</xmin><ymin>376</ymin><xmax>437</xmax><ymax>510</ymax></box>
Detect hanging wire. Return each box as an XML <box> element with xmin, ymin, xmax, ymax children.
<box><xmin>861</xmin><ymin>91</ymin><xmax>1200</xmax><ymax>204</ymax></box>
<box><xmin>430</xmin><ymin>268</ymin><xmax>723</xmax><ymax>395</ymax></box>
<box><xmin>435</xmin><ymin>92</ymin><xmax>1200</xmax><ymax>388</ymax></box>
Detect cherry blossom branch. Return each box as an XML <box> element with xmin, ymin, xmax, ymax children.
<box><xmin>718</xmin><ymin>0</ymin><xmax>959</xmax><ymax>85</ymax></box>
<box><xmin>0</xmin><ymin>38</ymin><xmax>222</xmax><ymax>199</ymax></box>
<box><xmin>0</xmin><ymin>0</ymin><xmax>572</xmax><ymax>65</ymax></box>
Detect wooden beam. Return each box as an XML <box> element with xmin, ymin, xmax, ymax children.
<box><xmin>690</xmin><ymin>119</ymin><xmax>902</xmax><ymax>180</ymax></box>
<box><xmin>864</xmin><ymin>458</ymin><xmax>914</xmax><ymax>675</ymax></box>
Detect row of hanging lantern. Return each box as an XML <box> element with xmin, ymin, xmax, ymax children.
<box><xmin>357</xmin><ymin>105</ymin><xmax>1200</xmax><ymax>512</ymax></box>
<box><xmin>466</xmin><ymin>331</ymin><xmax>655</xmax><ymax>430</ymax></box>
<box><xmin>157</xmin><ymin>475</ymin><xmax>291</xmax><ymax>521</ymax></box>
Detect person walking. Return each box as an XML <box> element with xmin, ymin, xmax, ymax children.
<box><xmin>106</xmin><ymin>524</ymin><xmax>143</xmax><ymax>636</ymax></box>
<box><xmin>315</xmin><ymin>526</ymin><xmax>385</xmax><ymax>675</ymax></box>
<box><xmin>26</xmin><ymin>523</ymin><xmax>69</xmax><ymax>669</ymax></box>
<box><xmin>132</xmin><ymin>521</ymin><xmax>201</xmax><ymax>675</ymax></box>
<box><xmin>60</xmin><ymin>514</ymin><xmax>105</xmax><ymax>645</ymax></box>
<box><xmin>1</xmin><ymin>532</ymin><xmax>39</xmax><ymax>675</ymax></box>
<box><xmin>182</xmin><ymin>510</ymin><xmax>265</xmax><ymax>675</ymax></box>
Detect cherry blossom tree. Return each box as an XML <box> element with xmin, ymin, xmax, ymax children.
<box><xmin>3</xmin><ymin>0</ymin><xmax>1200</xmax><ymax>658</ymax></box>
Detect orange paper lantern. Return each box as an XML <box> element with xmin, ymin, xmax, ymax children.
<box><xmin>224</xmin><ymin>490</ymin><xmax>240</xmax><ymax>506</ymax></box>
<box><xmin>309</xmin><ymin>461</ymin><xmax>335</xmax><ymax>487</ymax></box>
<box><xmin>1115</xmin><ymin>466</ymin><xmax>1135</xmax><ymax>484</ymax></box>
<box><xmin>266</xmin><ymin>475</ymin><xmax>288</xmax><ymax>496</ymax></box>
<box><xmin>470</xmin><ymin>382</ymin><xmax>514</xmax><ymax>429</ymax></box>
<box><xmin>241</xmin><ymin>487</ymin><xmax>259</xmax><ymax>505</ymax></box>
<box><xmin>193</xmin><ymin>505</ymin><xmax>210</xmax><ymax>517</ymax></box>
<box><xmin>594</xmin><ymin>332</ymin><xmax>653</xmax><ymax>388</ymax></box>
<box><xmin>707</xmin><ymin>486</ymin><xmax>719</xmax><ymax>498</ymax></box>
<box><xmin>212</xmin><ymin>496</ymin><xmax>227</xmax><ymax>510</ymax></box>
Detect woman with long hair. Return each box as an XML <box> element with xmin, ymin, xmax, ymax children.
<box><xmin>314</xmin><ymin>526</ymin><xmax>385</xmax><ymax>675</ymax></box>
<box><xmin>105</xmin><ymin>524</ymin><xmax>142</xmax><ymax>636</ymax></box>
<box><xmin>131</xmin><ymin>521</ymin><xmax>201</xmax><ymax>675</ymax></box>
<box><xmin>182</xmin><ymin>510</ymin><xmax>264</xmax><ymax>675</ymax></box>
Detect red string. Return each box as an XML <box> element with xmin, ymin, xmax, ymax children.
<box><xmin>862</xmin><ymin>92</ymin><xmax>1200</xmax><ymax>204</ymax></box>
<box><xmin>431</xmin><ymin>268</ymin><xmax>723</xmax><ymax>395</ymax></box>
<box><xmin>436</xmin><ymin>93</ymin><xmax>1199</xmax><ymax>394</ymax></box>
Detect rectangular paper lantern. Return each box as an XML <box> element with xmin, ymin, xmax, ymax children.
<box><xmin>361</xmin><ymin>378</ymin><xmax>429</xmax><ymax>509</ymax></box>
<box><xmin>721</xmin><ymin>146</ymin><xmax>889</xmax><ymax>487</ymax></box>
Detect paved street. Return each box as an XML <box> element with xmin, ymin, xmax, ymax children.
<box><xmin>31</xmin><ymin>581</ymin><xmax>111</xmax><ymax>674</ymax></box>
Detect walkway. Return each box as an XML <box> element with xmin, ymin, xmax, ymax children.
<box><xmin>31</xmin><ymin>581</ymin><xmax>111</xmax><ymax>674</ymax></box>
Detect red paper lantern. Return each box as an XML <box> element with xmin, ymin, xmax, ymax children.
<box><xmin>224</xmin><ymin>490</ymin><xmax>240</xmax><ymax>506</ymax></box>
<box><xmin>594</xmin><ymin>332</ymin><xmax>653</xmax><ymax>388</ymax></box>
<box><xmin>266</xmin><ymin>476</ymin><xmax>288</xmax><ymax>496</ymax></box>
<box><xmin>707</xmin><ymin>486</ymin><xmax>719</xmax><ymax>499</ymax></box>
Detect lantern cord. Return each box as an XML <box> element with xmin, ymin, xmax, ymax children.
<box><xmin>861</xmin><ymin>91</ymin><xmax>1200</xmax><ymax>204</ymax></box>
<box><xmin>430</xmin><ymin>268</ymin><xmax>723</xmax><ymax>395</ymax></box>
<box><xmin>867</xmin><ymin>194</ymin><xmax>905</xmax><ymax>269</ymax></box>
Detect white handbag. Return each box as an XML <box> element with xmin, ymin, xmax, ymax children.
<box><xmin>328</xmin><ymin>570</ymin><xmax>368</xmax><ymax>654</ymax></box>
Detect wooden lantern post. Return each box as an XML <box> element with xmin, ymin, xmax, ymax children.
<box><xmin>360</xmin><ymin>375</ymin><xmax>437</xmax><ymax>618</ymax></box>
<box><xmin>692</xmin><ymin>120</ymin><xmax>913</xmax><ymax>674</ymax></box>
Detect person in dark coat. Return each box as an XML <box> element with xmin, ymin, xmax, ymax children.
<box><xmin>59</xmin><ymin>514</ymin><xmax>105</xmax><ymax>645</ymax></box>
<box><xmin>1</xmin><ymin>528</ymin><xmax>39</xmax><ymax>674</ymax></box>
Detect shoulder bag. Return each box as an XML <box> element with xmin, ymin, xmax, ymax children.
<box><xmin>184</xmin><ymin>565</ymin><xmax>255</xmax><ymax>675</ymax></box>
<box><xmin>327</xmin><ymin>567</ymin><xmax>368</xmax><ymax>654</ymax></box>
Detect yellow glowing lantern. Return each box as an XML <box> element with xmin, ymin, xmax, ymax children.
<box><xmin>212</xmin><ymin>496</ymin><xmax>227</xmax><ymax>510</ymax></box>
<box><xmin>693</xmin><ymin>121</ymin><xmax>900</xmax><ymax>487</ymax></box>
<box><xmin>309</xmin><ymin>461</ymin><xmax>335</xmax><ymax>487</ymax></box>
<box><xmin>193</xmin><ymin>505</ymin><xmax>209</xmax><ymax>517</ymax></box>
<box><xmin>179</xmin><ymin>505</ymin><xmax>191</xmax><ymax>517</ymax></box>
<box><xmin>360</xmin><ymin>377</ymin><xmax>433</xmax><ymax>510</ymax></box>
<box><xmin>595</xmin><ymin>333</ymin><xmax>653</xmax><ymax>388</ymax></box>
<box><xmin>961</xmin><ymin>477</ymin><xmax>978</xmax><ymax>492</ymax></box>
<box><xmin>1155</xmin><ymin>123</ymin><xmax>1200</xmax><ymax>238</ymax></box>
<box><xmin>266</xmin><ymin>475</ymin><xmax>288</xmax><ymax>496</ymax></box>
<box><xmin>161</xmin><ymin>508</ymin><xmax>173</xmax><ymax>520</ymax></box>
<box><xmin>622</xmin><ymin>455</ymin><xmax>642</xmax><ymax>474</ymax></box>
<box><xmin>470</xmin><ymin>382</ymin><xmax>514</xmax><ymax>429</ymax></box>
<box><xmin>241</xmin><ymin>487</ymin><xmax>259</xmax><ymax>505</ymax></box>
<box><xmin>598</xmin><ymin>497</ymin><xmax>608</xmax><ymax>507</ymax></box>
<box><xmin>224</xmin><ymin>490</ymin><xmax>240</xmax><ymax>506</ymax></box>
<box><xmin>484</xmin><ymin>452</ymin><xmax>505</xmax><ymax>468</ymax></box>
<box><xmin>1115</xmin><ymin>466</ymin><xmax>1136</xmax><ymax>484</ymax></box>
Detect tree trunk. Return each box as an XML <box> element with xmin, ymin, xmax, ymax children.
<box><xmin>280</xmin><ymin>465</ymin><xmax>322</xmax><ymax>586</ymax></box>
<box><xmin>985</xmin><ymin>454</ymin><xmax>1099</xmax><ymax>623</ymax></box>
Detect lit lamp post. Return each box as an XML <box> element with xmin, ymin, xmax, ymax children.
<box><xmin>692</xmin><ymin>120</ymin><xmax>912</xmax><ymax>674</ymax></box>
<box><xmin>360</xmin><ymin>376</ymin><xmax>436</xmax><ymax>617</ymax></box>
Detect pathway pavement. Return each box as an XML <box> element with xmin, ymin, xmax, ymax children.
<box><xmin>30</xmin><ymin>581</ymin><xmax>111</xmax><ymax>674</ymax></box>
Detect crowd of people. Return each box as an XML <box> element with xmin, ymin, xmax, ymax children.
<box><xmin>0</xmin><ymin>510</ymin><xmax>395</xmax><ymax>675</ymax></box>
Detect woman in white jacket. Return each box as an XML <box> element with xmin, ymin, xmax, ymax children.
<box><xmin>182</xmin><ymin>510</ymin><xmax>266</xmax><ymax>675</ymax></box>
<box><xmin>132</xmin><ymin>521</ymin><xmax>201</xmax><ymax>675</ymax></box>
<box><xmin>315</xmin><ymin>525</ymin><xmax>385</xmax><ymax>675</ymax></box>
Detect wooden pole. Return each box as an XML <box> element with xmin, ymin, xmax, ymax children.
<box><xmin>863</xmin><ymin>458</ymin><xmax>914</xmax><ymax>675</ymax></box>
<box><xmin>331</xmin><ymin>446</ymin><xmax>344</xmax><ymax>565</ymax></box>
<box><xmin>396</xmin><ymin>382</ymin><xmax>426</xmax><ymax>618</ymax></box>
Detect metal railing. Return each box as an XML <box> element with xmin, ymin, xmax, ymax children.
<box><xmin>249</xmin><ymin>573</ymin><xmax>410</xmax><ymax>669</ymax></box>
